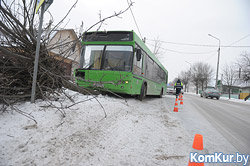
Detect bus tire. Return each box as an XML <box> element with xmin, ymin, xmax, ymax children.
<box><xmin>159</xmin><ymin>88</ymin><xmax>163</xmax><ymax>98</ymax></box>
<box><xmin>139</xmin><ymin>83</ymin><xmax>147</xmax><ymax>101</ymax></box>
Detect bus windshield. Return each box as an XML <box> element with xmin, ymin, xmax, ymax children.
<box><xmin>82</xmin><ymin>45</ymin><xmax>133</xmax><ymax>72</ymax></box>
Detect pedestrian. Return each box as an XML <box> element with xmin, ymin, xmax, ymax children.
<box><xmin>174</xmin><ymin>79</ymin><xmax>183</xmax><ymax>98</ymax></box>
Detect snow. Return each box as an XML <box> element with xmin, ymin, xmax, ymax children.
<box><xmin>187</xmin><ymin>92</ymin><xmax>250</xmax><ymax>105</ymax></box>
<box><xmin>219</xmin><ymin>97</ymin><xmax>250</xmax><ymax>104</ymax></box>
<box><xmin>1</xmin><ymin>90</ymin><xmax>248</xmax><ymax>165</ymax></box>
<box><xmin>0</xmin><ymin>90</ymin><xmax>191</xmax><ymax>166</ymax></box>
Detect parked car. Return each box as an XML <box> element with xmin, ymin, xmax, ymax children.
<box><xmin>166</xmin><ymin>86</ymin><xmax>184</xmax><ymax>95</ymax></box>
<box><xmin>166</xmin><ymin>86</ymin><xmax>175</xmax><ymax>95</ymax></box>
<box><xmin>201</xmin><ymin>88</ymin><xmax>221</xmax><ymax>100</ymax></box>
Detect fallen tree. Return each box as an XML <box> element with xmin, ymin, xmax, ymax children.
<box><xmin>0</xmin><ymin>0</ymin><xmax>132</xmax><ymax>116</ymax></box>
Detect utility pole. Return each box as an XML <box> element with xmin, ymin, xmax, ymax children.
<box><xmin>208</xmin><ymin>34</ymin><xmax>220</xmax><ymax>89</ymax></box>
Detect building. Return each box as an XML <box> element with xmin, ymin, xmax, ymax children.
<box><xmin>221</xmin><ymin>85</ymin><xmax>241</xmax><ymax>94</ymax></box>
<box><xmin>48</xmin><ymin>29</ymin><xmax>81</xmax><ymax>77</ymax></box>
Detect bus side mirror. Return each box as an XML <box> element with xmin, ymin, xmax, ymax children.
<box><xmin>136</xmin><ymin>49</ymin><xmax>142</xmax><ymax>61</ymax></box>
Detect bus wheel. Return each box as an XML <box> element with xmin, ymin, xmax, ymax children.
<box><xmin>159</xmin><ymin>88</ymin><xmax>163</xmax><ymax>98</ymax></box>
<box><xmin>139</xmin><ymin>83</ymin><xmax>147</xmax><ymax>101</ymax></box>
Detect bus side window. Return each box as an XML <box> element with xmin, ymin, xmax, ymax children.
<box><xmin>146</xmin><ymin>56</ymin><xmax>154</xmax><ymax>80</ymax></box>
<box><xmin>143</xmin><ymin>53</ymin><xmax>147</xmax><ymax>76</ymax></box>
<box><xmin>133</xmin><ymin>49</ymin><xmax>143</xmax><ymax>75</ymax></box>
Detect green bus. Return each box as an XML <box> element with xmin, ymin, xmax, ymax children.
<box><xmin>75</xmin><ymin>31</ymin><xmax>168</xmax><ymax>100</ymax></box>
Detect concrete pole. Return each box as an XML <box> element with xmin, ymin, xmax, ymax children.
<box><xmin>208</xmin><ymin>34</ymin><xmax>220</xmax><ymax>89</ymax></box>
<box><xmin>215</xmin><ymin>46</ymin><xmax>220</xmax><ymax>89</ymax></box>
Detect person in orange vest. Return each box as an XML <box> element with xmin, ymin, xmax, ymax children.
<box><xmin>174</xmin><ymin>79</ymin><xmax>183</xmax><ymax>98</ymax></box>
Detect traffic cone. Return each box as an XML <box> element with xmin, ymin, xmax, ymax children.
<box><xmin>175</xmin><ymin>98</ymin><xmax>178</xmax><ymax>106</ymax></box>
<box><xmin>173</xmin><ymin>98</ymin><xmax>178</xmax><ymax>112</ymax></box>
<box><xmin>180</xmin><ymin>94</ymin><xmax>183</xmax><ymax>105</ymax></box>
<box><xmin>192</xmin><ymin>134</ymin><xmax>203</xmax><ymax>150</ymax></box>
<box><xmin>178</xmin><ymin>94</ymin><xmax>181</xmax><ymax>100</ymax></box>
<box><xmin>188</xmin><ymin>134</ymin><xmax>204</xmax><ymax>166</ymax></box>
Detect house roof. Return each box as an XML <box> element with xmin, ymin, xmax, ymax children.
<box><xmin>242</xmin><ymin>86</ymin><xmax>250</xmax><ymax>89</ymax></box>
<box><xmin>49</xmin><ymin>29</ymin><xmax>81</xmax><ymax>49</ymax></box>
<box><xmin>222</xmin><ymin>79</ymin><xmax>250</xmax><ymax>88</ymax></box>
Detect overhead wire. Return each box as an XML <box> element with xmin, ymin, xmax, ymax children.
<box><xmin>147</xmin><ymin>39</ymin><xmax>219</xmax><ymax>47</ymax></box>
<box><xmin>127</xmin><ymin>0</ymin><xmax>143</xmax><ymax>40</ymax></box>
<box><xmin>227</xmin><ymin>33</ymin><xmax>250</xmax><ymax>47</ymax></box>
<box><xmin>147</xmin><ymin>33</ymin><xmax>250</xmax><ymax>48</ymax></box>
<box><xmin>220</xmin><ymin>33</ymin><xmax>250</xmax><ymax>51</ymax></box>
<box><xmin>145</xmin><ymin>33</ymin><xmax>250</xmax><ymax>55</ymax></box>
<box><xmin>146</xmin><ymin>42</ymin><xmax>218</xmax><ymax>55</ymax></box>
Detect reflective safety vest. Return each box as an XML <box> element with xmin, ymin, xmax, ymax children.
<box><xmin>174</xmin><ymin>82</ymin><xmax>183</xmax><ymax>89</ymax></box>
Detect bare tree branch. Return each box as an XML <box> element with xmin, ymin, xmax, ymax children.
<box><xmin>84</xmin><ymin>2</ymin><xmax>134</xmax><ymax>33</ymax></box>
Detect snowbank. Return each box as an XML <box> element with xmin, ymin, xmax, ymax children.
<box><xmin>186</xmin><ymin>92</ymin><xmax>250</xmax><ymax>105</ymax></box>
<box><xmin>0</xmin><ymin>91</ymin><xmax>190</xmax><ymax>166</ymax></box>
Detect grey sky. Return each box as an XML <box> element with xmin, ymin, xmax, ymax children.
<box><xmin>45</xmin><ymin>0</ymin><xmax>250</xmax><ymax>83</ymax></box>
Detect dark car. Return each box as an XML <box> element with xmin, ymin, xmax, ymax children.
<box><xmin>201</xmin><ymin>89</ymin><xmax>220</xmax><ymax>100</ymax></box>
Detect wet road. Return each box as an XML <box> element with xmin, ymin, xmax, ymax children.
<box><xmin>185</xmin><ymin>94</ymin><xmax>250</xmax><ymax>155</ymax></box>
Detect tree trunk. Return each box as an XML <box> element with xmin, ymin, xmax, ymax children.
<box><xmin>184</xmin><ymin>84</ymin><xmax>187</xmax><ymax>92</ymax></box>
<box><xmin>196</xmin><ymin>82</ymin><xmax>199</xmax><ymax>94</ymax></box>
<box><xmin>201</xmin><ymin>81</ymin><xmax>204</xmax><ymax>91</ymax></box>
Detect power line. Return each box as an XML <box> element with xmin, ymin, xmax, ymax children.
<box><xmin>221</xmin><ymin>33</ymin><xmax>250</xmax><ymax>51</ymax></box>
<box><xmin>147</xmin><ymin>39</ymin><xmax>218</xmax><ymax>47</ymax></box>
<box><xmin>145</xmin><ymin>34</ymin><xmax>250</xmax><ymax>55</ymax></box>
<box><xmin>127</xmin><ymin>0</ymin><xmax>143</xmax><ymax>39</ymax></box>
<box><xmin>227</xmin><ymin>33</ymin><xmax>250</xmax><ymax>46</ymax></box>
<box><xmin>147</xmin><ymin>33</ymin><xmax>250</xmax><ymax>48</ymax></box>
<box><xmin>146</xmin><ymin>42</ymin><xmax>218</xmax><ymax>55</ymax></box>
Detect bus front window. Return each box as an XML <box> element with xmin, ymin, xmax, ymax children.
<box><xmin>103</xmin><ymin>46</ymin><xmax>133</xmax><ymax>72</ymax></box>
<box><xmin>82</xmin><ymin>45</ymin><xmax>104</xmax><ymax>69</ymax></box>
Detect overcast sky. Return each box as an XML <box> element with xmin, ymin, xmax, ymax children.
<box><xmin>45</xmin><ymin>0</ymin><xmax>250</xmax><ymax>83</ymax></box>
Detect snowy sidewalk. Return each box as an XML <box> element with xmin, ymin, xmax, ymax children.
<box><xmin>0</xmin><ymin>92</ymin><xmax>191</xmax><ymax>166</ymax></box>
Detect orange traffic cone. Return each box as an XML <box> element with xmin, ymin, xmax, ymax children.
<box><xmin>188</xmin><ymin>160</ymin><xmax>204</xmax><ymax>166</ymax></box>
<box><xmin>173</xmin><ymin>98</ymin><xmax>178</xmax><ymax>112</ymax></box>
<box><xmin>180</xmin><ymin>94</ymin><xmax>183</xmax><ymax>105</ymax></box>
<box><xmin>175</xmin><ymin>98</ymin><xmax>178</xmax><ymax>106</ymax></box>
<box><xmin>178</xmin><ymin>94</ymin><xmax>181</xmax><ymax>100</ymax></box>
<box><xmin>188</xmin><ymin>134</ymin><xmax>204</xmax><ymax>166</ymax></box>
<box><xmin>192</xmin><ymin>134</ymin><xmax>203</xmax><ymax>150</ymax></box>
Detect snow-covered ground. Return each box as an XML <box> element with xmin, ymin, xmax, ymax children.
<box><xmin>188</xmin><ymin>92</ymin><xmax>250</xmax><ymax>104</ymax></box>
<box><xmin>0</xmin><ymin>91</ymin><xmax>192</xmax><ymax>166</ymax></box>
<box><xmin>1</xmin><ymin>90</ymin><xmax>249</xmax><ymax>166</ymax></box>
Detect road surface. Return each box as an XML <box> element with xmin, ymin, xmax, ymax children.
<box><xmin>170</xmin><ymin>93</ymin><xmax>250</xmax><ymax>165</ymax></box>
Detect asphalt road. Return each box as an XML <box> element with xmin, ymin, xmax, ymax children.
<box><xmin>183</xmin><ymin>94</ymin><xmax>250</xmax><ymax>155</ymax></box>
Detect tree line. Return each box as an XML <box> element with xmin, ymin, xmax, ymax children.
<box><xmin>171</xmin><ymin>52</ymin><xmax>250</xmax><ymax>98</ymax></box>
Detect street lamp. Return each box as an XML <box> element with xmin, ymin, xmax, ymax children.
<box><xmin>208</xmin><ymin>34</ymin><xmax>220</xmax><ymax>89</ymax></box>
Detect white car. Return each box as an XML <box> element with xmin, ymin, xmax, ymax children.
<box><xmin>166</xmin><ymin>87</ymin><xmax>175</xmax><ymax>95</ymax></box>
